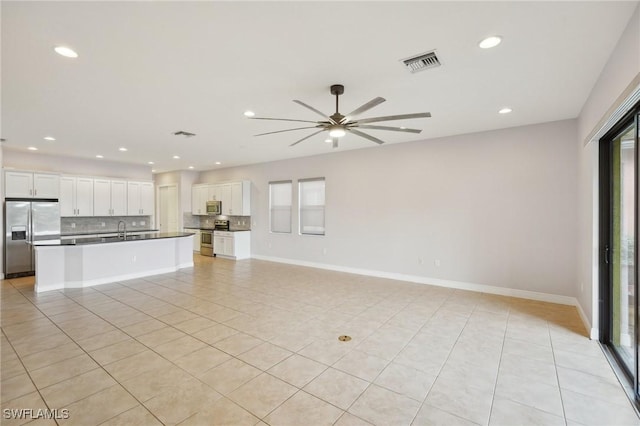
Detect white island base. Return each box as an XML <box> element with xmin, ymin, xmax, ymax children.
<box><xmin>34</xmin><ymin>235</ymin><xmax>194</xmax><ymax>293</ymax></box>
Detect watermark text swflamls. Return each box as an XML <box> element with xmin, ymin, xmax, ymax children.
<box><xmin>3</xmin><ymin>408</ymin><xmax>69</xmax><ymax>420</ymax></box>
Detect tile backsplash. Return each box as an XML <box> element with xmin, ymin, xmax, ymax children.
<box><xmin>61</xmin><ymin>216</ymin><xmax>152</xmax><ymax>235</ymax></box>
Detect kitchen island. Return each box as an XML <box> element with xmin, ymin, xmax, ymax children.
<box><xmin>32</xmin><ymin>232</ymin><xmax>194</xmax><ymax>293</ymax></box>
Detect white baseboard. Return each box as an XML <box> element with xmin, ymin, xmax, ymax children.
<box><xmin>252</xmin><ymin>254</ymin><xmax>579</xmax><ymax>306</ymax></box>
<box><xmin>252</xmin><ymin>254</ymin><xmax>600</xmax><ymax>338</ymax></box>
<box><xmin>575</xmin><ymin>299</ymin><xmax>598</xmax><ymax>340</ymax></box>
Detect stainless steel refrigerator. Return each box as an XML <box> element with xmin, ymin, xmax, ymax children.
<box><xmin>4</xmin><ymin>200</ymin><xmax>60</xmax><ymax>278</ymax></box>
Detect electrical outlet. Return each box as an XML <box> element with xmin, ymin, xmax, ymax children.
<box><xmin>133</xmin><ymin>255</ymin><xmax>136</xmax><ymax>262</ymax></box>
<box><xmin>418</xmin><ymin>257</ymin><xmax>424</xmax><ymax>265</ymax></box>
<box><xmin>322</xmin><ymin>248</ymin><xmax>327</xmax><ymax>255</ymax></box>
<box><xmin>141</xmin><ymin>221</ymin><xmax>146</xmax><ymax>225</ymax></box>
<box><xmin>434</xmin><ymin>259</ymin><xmax>441</xmax><ymax>267</ymax></box>
<box><xmin>132</xmin><ymin>222</ymin><xmax>136</xmax><ymax>226</ymax></box>
<box><xmin>71</xmin><ymin>223</ymin><xmax>76</xmax><ymax>228</ymax></box>
<box><xmin>101</xmin><ymin>222</ymin><xmax>105</xmax><ymax>227</ymax></box>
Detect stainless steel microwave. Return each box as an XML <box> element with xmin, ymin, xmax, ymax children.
<box><xmin>206</xmin><ymin>200</ymin><xmax>221</xmax><ymax>215</ymax></box>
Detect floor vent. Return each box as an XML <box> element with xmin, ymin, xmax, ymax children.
<box><xmin>173</xmin><ymin>131</ymin><xmax>196</xmax><ymax>137</ymax></box>
<box><xmin>402</xmin><ymin>50</ymin><xmax>441</xmax><ymax>73</ymax></box>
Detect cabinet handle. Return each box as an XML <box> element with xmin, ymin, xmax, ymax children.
<box><xmin>34</xmin><ymin>189</ymin><xmax>37</xmax><ymax>196</ymax></box>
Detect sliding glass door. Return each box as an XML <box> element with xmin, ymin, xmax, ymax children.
<box><xmin>600</xmin><ymin>108</ymin><xmax>638</xmax><ymax>397</ymax></box>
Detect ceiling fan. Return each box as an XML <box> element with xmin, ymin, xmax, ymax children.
<box><xmin>248</xmin><ymin>84</ymin><xmax>431</xmax><ymax>148</ymax></box>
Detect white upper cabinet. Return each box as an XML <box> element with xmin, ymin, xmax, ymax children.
<box><xmin>139</xmin><ymin>182</ymin><xmax>154</xmax><ymax>215</ymax></box>
<box><xmin>221</xmin><ymin>181</ymin><xmax>250</xmax><ymax>215</ymax></box>
<box><xmin>191</xmin><ymin>185</ymin><xmax>209</xmax><ymax>215</ymax></box>
<box><xmin>93</xmin><ymin>179</ymin><xmax>127</xmax><ymax>216</ymax></box>
<box><xmin>5</xmin><ymin>171</ymin><xmax>60</xmax><ymax>199</ymax></box>
<box><xmin>93</xmin><ymin>179</ymin><xmax>111</xmax><ymax>216</ymax></box>
<box><xmin>208</xmin><ymin>185</ymin><xmax>220</xmax><ymax>202</ymax></box>
<box><xmin>191</xmin><ymin>180</ymin><xmax>251</xmax><ymax>216</ymax></box>
<box><xmin>127</xmin><ymin>181</ymin><xmax>154</xmax><ymax>216</ymax></box>
<box><xmin>60</xmin><ymin>176</ymin><xmax>94</xmax><ymax>217</ymax></box>
<box><xmin>111</xmin><ymin>180</ymin><xmax>127</xmax><ymax>216</ymax></box>
<box><xmin>218</xmin><ymin>184</ymin><xmax>232</xmax><ymax>215</ymax></box>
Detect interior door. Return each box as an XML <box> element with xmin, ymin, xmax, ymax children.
<box><xmin>159</xmin><ymin>185</ymin><xmax>178</xmax><ymax>233</ymax></box>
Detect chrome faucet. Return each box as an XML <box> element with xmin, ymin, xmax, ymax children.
<box><xmin>117</xmin><ymin>221</ymin><xmax>127</xmax><ymax>239</ymax></box>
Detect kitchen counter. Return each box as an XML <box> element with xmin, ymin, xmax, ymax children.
<box><xmin>184</xmin><ymin>227</ymin><xmax>250</xmax><ymax>232</ymax></box>
<box><xmin>61</xmin><ymin>229</ymin><xmax>159</xmax><ymax>237</ymax></box>
<box><xmin>33</xmin><ymin>233</ymin><xmax>193</xmax><ymax>293</ymax></box>
<box><xmin>35</xmin><ymin>232</ymin><xmax>192</xmax><ymax>246</ymax></box>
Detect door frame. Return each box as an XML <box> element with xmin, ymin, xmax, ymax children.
<box><xmin>599</xmin><ymin>103</ymin><xmax>640</xmax><ymax>397</ymax></box>
<box><xmin>157</xmin><ymin>184</ymin><xmax>180</xmax><ymax>233</ymax></box>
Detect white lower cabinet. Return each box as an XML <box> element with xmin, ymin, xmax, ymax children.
<box><xmin>213</xmin><ymin>231</ymin><xmax>250</xmax><ymax>259</ymax></box>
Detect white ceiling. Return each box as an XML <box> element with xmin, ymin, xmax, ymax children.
<box><xmin>2</xmin><ymin>1</ymin><xmax>637</xmax><ymax>173</ymax></box>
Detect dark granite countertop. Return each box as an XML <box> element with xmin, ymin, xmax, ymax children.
<box><xmin>32</xmin><ymin>232</ymin><xmax>193</xmax><ymax>246</ymax></box>
<box><xmin>184</xmin><ymin>227</ymin><xmax>250</xmax><ymax>232</ymax></box>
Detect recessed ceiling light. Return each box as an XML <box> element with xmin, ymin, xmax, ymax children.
<box><xmin>119</xmin><ymin>147</ymin><xmax>128</xmax><ymax>152</ymax></box>
<box><xmin>54</xmin><ymin>46</ymin><xmax>78</xmax><ymax>58</ymax></box>
<box><xmin>188</xmin><ymin>166</ymin><xmax>195</xmax><ymax>169</ymax></box>
<box><xmin>96</xmin><ymin>154</ymin><xmax>104</xmax><ymax>158</ymax></box>
<box><xmin>244</xmin><ymin>110</ymin><xmax>256</xmax><ymax>117</ymax></box>
<box><xmin>28</xmin><ymin>146</ymin><xmax>38</xmax><ymax>151</ymax></box>
<box><xmin>399</xmin><ymin>127</ymin><xmax>406</xmax><ymax>130</ymax></box>
<box><xmin>151</xmin><ymin>169</ymin><xmax>156</xmax><ymax>173</ymax></box>
<box><xmin>44</xmin><ymin>136</ymin><xmax>56</xmax><ymax>141</ymax></box>
<box><xmin>324</xmin><ymin>139</ymin><xmax>332</xmax><ymax>143</ymax></box>
<box><xmin>498</xmin><ymin>107</ymin><xmax>513</xmax><ymax>114</ymax></box>
<box><xmin>215</xmin><ymin>161</ymin><xmax>221</xmax><ymax>165</ymax></box>
<box><xmin>479</xmin><ymin>36</ymin><xmax>502</xmax><ymax>49</ymax></box>
<box><xmin>173</xmin><ymin>155</ymin><xmax>180</xmax><ymax>159</ymax></box>
<box><xmin>147</xmin><ymin>161</ymin><xmax>154</xmax><ymax>165</ymax></box>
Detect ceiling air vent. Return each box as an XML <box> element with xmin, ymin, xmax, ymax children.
<box><xmin>402</xmin><ymin>50</ymin><xmax>441</xmax><ymax>73</ymax></box>
<box><xmin>173</xmin><ymin>130</ymin><xmax>196</xmax><ymax>137</ymax></box>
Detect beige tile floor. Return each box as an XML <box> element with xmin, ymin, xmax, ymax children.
<box><xmin>1</xmin><ymin>256</ymin><xmax>639</xmax><ymax>426</ymax></box>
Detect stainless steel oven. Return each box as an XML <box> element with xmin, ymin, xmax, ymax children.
<box><xmin>200</xmin><ymin>230</ymin><xmax>214</xmax><ymax>256</ymax></box>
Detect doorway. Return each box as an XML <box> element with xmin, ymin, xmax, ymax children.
<box><xmin>158</xmin><ymin>185</ymin><xmax>179</xmax><ymax>233</ymax></box>
<box><xmin>600</xmin><ymin>106</ymin><xmax>639</xmax><ymax>399</ymax></box>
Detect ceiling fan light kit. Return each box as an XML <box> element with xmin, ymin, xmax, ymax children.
<box><xmin>249</xmin><ymin>84</ymin><xmax>431</xmax><ymax>148</ymax></box>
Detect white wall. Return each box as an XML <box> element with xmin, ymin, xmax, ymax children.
<box><xmin>3</xmin><ymin>148</ymin><xmax>152</xmax><ymax>180</ymax></box>
<box><xmin>577</xmin><ymin>4</ymin><xmax>640</xmax><ymax>335</ymax></box>
<box><xmin>200</xmin><ymin>119</ymin><xmax>578</xmax><ymax>298</ymax></box>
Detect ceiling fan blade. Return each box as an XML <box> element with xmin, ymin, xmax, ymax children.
<box><xmin>332</xmin><ymin>138</ymin><xmax>338</xmax><ymax>149</ymax></box>
<box><xmin>344</xmin><ymin>97</ymin><xmax>386</xmax><ymax>121</ymax></box>
<box><xmin>355</xmin><ymin>124</ymin><xmax>422</xmax><ymax>134</ymax></box>
<box><xmin>293</xmin><ymin>100</ymin><xmax>333</xmax><ymax>122</ymax></box>
<box><xmin>250</xmin><ymin>117</ymin><xmax>320</xmax><ymax>124</ymax></box>
<box><xmin>254</xmin><ymin>126</ymin><xmax>320</xmax><ymax>137</ymax></box>
<box><xmin>355</xmin><ymin>112</ymin><xmax>432</xmax><ymax>124</ymax></box>
<box><xmin>290</xmin><ymin>130</ymin><xmax>325</xmax><ymax>146</ymax></box>
<box><xmin>348</xmin><ymin>128</ymin><xmax>385</xmax><ymax>145</ymax></box>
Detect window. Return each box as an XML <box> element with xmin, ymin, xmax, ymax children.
<box><xmin>299</xmin><ymin>178</ymin><xmax>325</xmax><ymax>235</ymax></box>
<box><xmin>269</xmin><ymin>181</ymin><xmax>292</xmax><ymax>233</ymax></box>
